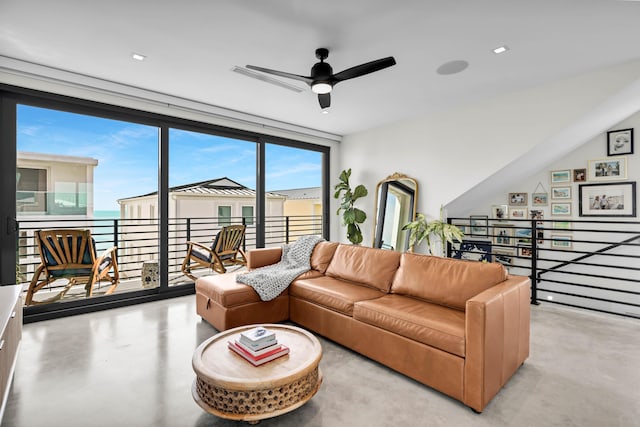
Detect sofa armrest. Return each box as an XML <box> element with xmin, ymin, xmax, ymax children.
<box><xmin>246</xmin><ymin>247</ymin><xmax>283</xmax><ymax>269</ymax></box>
<box><xmin>463</xmin><ymin>275</ymin><xmax>530</xmax><ymax>412</ymax></box>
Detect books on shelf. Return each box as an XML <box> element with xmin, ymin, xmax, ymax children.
<box><xmin>239</xmin><ymin>326</ymin><xmax>277</xmax><ymax>351</ymax></box>
<box><xmin>228</xmin><ymin>341</ymin><xmax>290</xmax><ymax>366</ymax></box>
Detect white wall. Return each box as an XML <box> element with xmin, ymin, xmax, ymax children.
<box><xmin>336</xmin><ymin>60</ymin><xmax>640</xmax><ymax>245</ymax></box>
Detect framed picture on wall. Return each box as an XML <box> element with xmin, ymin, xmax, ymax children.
<box><xmin>510</xmin><ymin>208</ymin><xmax>526</xmax><ymax>220</ymax></box>
<box><xmin>531</xmin><ymin>193</ymin><xmax>548</xmax><ymax>206</ymax></box>
<box><xmin>578</xmin><ymin>181</ymin><xmax>636</xmax><ymax>217</ymax></box>
<box><xmin>587</xmin><ymin>157</ymin><xmax>627</xmax><ymax>181</ymax></box>
<box><xmin>469</xmin><ymin>215</ymin><xmax>489</xmax><ymax>237</ymax></box>
<box><xmin>551</xmin><ymin>186</ymin><xmax>571</xmax><ymax>200</ymax></box>
<box><xmin>491</xmin><ymin>204</ymin><xmax>509</xmax><ymax>220</ymax></box>
<box><xmin>551</xmin><ymin>202</ymin><xmax>571</xmax><ymax>216</ymax></box>
<box><xmin>573</xmin><ymin>168</ymin><xmax>586</xmax><ymax>182</ymax></box>
<box><xmin>550</xmin><ymin>170</ymin><xmax>571</xmax><ymax>183</ymax></box>
<box><xmin>550</xmin><ymin>234</ymin><xmax>573</xmax><ymax>249</ymax></box>
<box><xmin>606</xmin><ymin>128</ymin><xmax>634</xmax><ymax>156</ymax></box>
<box><xmin>508</xmin><ymin>192</ymin><xmax>528</xmax><ymax>206</ymax></box>
<box><xmin>493</xmin><ymin>225</ymin><xmax>514</xmax><ymax>246</ymax></box>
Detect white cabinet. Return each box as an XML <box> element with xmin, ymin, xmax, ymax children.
<box><xmin>0</xmin><ymin>285</ymin><xmax>22</xmax><ymax>423</ymax></box>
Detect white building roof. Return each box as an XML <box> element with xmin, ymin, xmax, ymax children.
<box><xmin>272</xmin><ymin>187</ymin><xmax>321</xmax><ymax>200</ymax></box>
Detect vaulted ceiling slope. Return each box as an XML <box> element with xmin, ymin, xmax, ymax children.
<box><xmin>1</xmin><ymin>0</ymin><xmax>640</xmax><ymax>136</ymax></box>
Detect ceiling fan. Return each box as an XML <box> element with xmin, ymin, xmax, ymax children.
<box><xmin>246</xmin><ymin>48</ymin><xmax>396</xmax><ymax>110</ymax></box>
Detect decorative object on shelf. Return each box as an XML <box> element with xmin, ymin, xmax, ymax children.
<box><xmin>551</xmin><ymin>202</ymin><xmax>571</xmax><ymax>216</ymax></box>
<box><xmin>334</xmin><ymin>168</ymin><xmax>368</xmax><ymax>244</ymax></box>
<box><xmin>451</xmin><ymin>240</ymin><xmax>492</xmax><ymax>262</ymax></box>
<box><xmin>508</xmin><ymin>192</ymin><xmax>528</xmax><ymax>206</ymax></box>
<box><xmin>532</xmin><ymin>182</ymin><xmax>549</xmax><ymax>206</ymax></box>
<box><xmin>587</xmin><ymin>156</ymin><xmax>627</xmax><ymax>182</ymax></box>
<box><xmin>491</xmin><ymin>204</ymin><xmax>509</xmax><ymax>220</ymax></box>
<box><xmin>469</xmin><ymin>215</ymin><xmax>488</xmax><ymax>237</ymax></box>
<box><xmin>402</xmin><ymin>205</ymin><xmax>464</xmax><ymax>256</ymax></box>
<box><xmin>510</xmin><ymin>208</ymin><xmax>526</xmax><ymax>219</ymax></box>
<box><xmin>573</xmin><ymin>168</ymin><xmax>587</xmax><ymax>182</ymax></box>
<box><xmin>606</xmin><ymin>128</ymin><xmax>634</xmax><ymax>156</ymax></box>
<box><xmin>551</xmin><ymin>186</ymin><xmax>572</xmax><ymax>200</ymax></box>
<box><xmin>550</xmin><ymin>170</ymin><xmax>571</xmax><ymax>183</ymax></box>
<box><xmin>578</xmin><ymin>181</ymin><xmax>637</xmax><ymax>217</ymax></box>
<box><xmin>371</xmin><ymin>173</ymin><xmax>418</xmax><ymax>252</ymax></box>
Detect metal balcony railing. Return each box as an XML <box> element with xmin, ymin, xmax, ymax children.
<box><xmin>448</xmin><ymin>217</ymin><xmax>640</xmax><ymax>319</ymax></box>
<box><xmin>16</xmin><ymin>215</ymin><xmax>323</xmax><ymax>295</ymax></box>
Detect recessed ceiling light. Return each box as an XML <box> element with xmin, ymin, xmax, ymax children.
<box><xmin>321</xmin><ymin>108</ymin><xmax>330</xmax><ymax>115</ymax></box>
<box><xmin>132</xmin><ymin>53</ymin><xmax>146</xmax><ymax>61</ymax></box>
<box><xmin>492</xmin><ymin>45</ymin><xmax>509</xmax><ymax>54</ymax></box>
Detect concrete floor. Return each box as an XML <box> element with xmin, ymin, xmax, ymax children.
<box><xmin>2</xmin><ymin>297</ymin><xmax>639</xmax><ymax>427</ymax></box>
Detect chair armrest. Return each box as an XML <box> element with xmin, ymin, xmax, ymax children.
<box><xmin>186</xmin><ymin>241</ymin><xmax>213</xmax><ymax>253</ymax></box>
<box><xmin>97</xmin><ymin>246</ymin><xmax>118</xmax><ymax>262</ymax></box>
<box><xmin>247</xmin><ymin>247</ymin><xmax>282</xmax><ymax>269</ymax></box>
<box><xmin>463</xmin><ymin>275</ymin><xmax>531</xmax><ymax>412</ymax></box>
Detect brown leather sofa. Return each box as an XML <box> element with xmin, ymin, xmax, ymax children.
<box><xmin>195</xmin><ymin>241</ymin><xmax>530</xmax><ymax>412</ymax></box>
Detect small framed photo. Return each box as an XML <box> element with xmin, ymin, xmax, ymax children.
<box><xmin>573</xmin><ymin>168</ymin><xmax>586</xmax><ymax>182</ymax></box>
<box><xmin>518</xmin><ymin>245</ymin><xmax>533</xmax><ymax>258</ymax></box>
<box><xmin>531</xmin><ymin>193</ymin><xmax>548</xmax><ymax>206</ymax></box>
<box><xmin>607</xmin><ymin>128</ymin><xmax>634</xmax><ymax>156</ymax></box>
<box><xmin>551</xmin><ymin>186</ymin><xmax>571</xmax><ymax>200</ymax></box>
<box><xmin>510</xmin><ymin>208</ymin><xmax>527</xmax><ymax>219</ymax></box>
<box><xmin>550</xmin><ymin>170</ymin><xmax>571</xmax><ymax>183</ymax></box>
<box><xmin>508</xmin><ymin>192</ymin><xmax>528</xmax><ymax>206</ymax></box>
<box><xmin>588</xmin><ymin>157</ymin><xmax>627</xmax><ymax>181</ymax></box>
<box><xmin>494</xmin><ymin>249</ymin><xmax>515</xmax><ymax>266</ymax></box>
<box><xmin>552</xmin><ymin>221</ymin><xmax>570</xmax><ymax>230</ymax></box>
<box><xmin>550</xmin><ymin>234</ymin><xmax>572</xmax><ymax>249</ymax></box>
<box><xmin>579</xmin><ymin>181</ymin><xmax>636</xmax><ymax>217</ymax></box>
<box><xmin>493</xmin><ymin>225</ymin><xmax>514</xmax><ymax>246</ymax></box>
<box><xmin>469</xmin><ymin>215</ymin><xmax>489</xmax><ymax>237</ymax></box>
<box><xmin>515</xmin><ymin>228</ymin><xmax>532</xmax><ymax>244</ymax></box>
<box><xmin>452</xmin><ymin>240</ymin><xmax>493</xmax><ymax>262</ymax></box>
<box><xmin>491</xmin><ymin>204</ymin><xmax>509</xmax><ymax>220</ymax></box>
<box><xmin>551</xmin><ymin>202</ymin><xmax>571</xmax><ymax>216</ymax></box>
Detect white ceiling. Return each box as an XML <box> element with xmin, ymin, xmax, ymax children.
<box><xmin>1</xmin><ymin>0</ymin><xmax>639</xmax><ymax>136</ymax></box>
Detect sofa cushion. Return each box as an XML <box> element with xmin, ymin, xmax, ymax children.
<box><xmin>391</xmin><ymin>253</ymin><xmax>508</xmax><ymax>311</ymax></box>
<box><xmin>290</xmin><ymin>276</ymin><xmax>386</xmax><ymax>316</ymax></box>
<box><xmin>354</xmin><ymin>294</ymin><xmax>466</xmax><ymax>357</ymax></box>
<box><xmin>196</xmin><ymin>273</ymin><xmax>274</xmax><ymax>307</ymax></box>
<box><xmin>310</xmin><ymin>241</ymin><xmax>339</xmax><ymax>274</ymax></box>
<box><xmin>325</xmin><ymin>244</ymin><xmax>401</xmax><ymax>293</ymax></box>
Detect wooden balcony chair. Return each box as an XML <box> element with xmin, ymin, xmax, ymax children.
<box><xmin>181</xmin><ymin>224</ymin><xmax>247</xmax><ymax>280</ymax></box>
<box><xmin>25</xmin><ymin>229</ymin><xmax>120</xmax><ymax>305</ymax></box>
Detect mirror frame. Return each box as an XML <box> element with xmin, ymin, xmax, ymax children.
<box><xmin>372</xmin><ymin>172</ymin><xmax>418</xmax><ymax>251</ymax></box>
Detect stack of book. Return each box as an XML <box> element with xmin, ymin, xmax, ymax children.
<box><xmin>228</xmin><ymin>326</ymin><xmax>289</xmax><ymax>366</ymax></box>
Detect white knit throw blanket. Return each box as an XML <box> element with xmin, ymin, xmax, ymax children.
<box><xmin>236</xmin><ymin>235</ymin><xmax>324</xmax><ymax>301</ymax></box>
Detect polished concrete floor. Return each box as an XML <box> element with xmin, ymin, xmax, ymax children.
<box><xmin>2</xmin><ymin>297</ymin><xmax>639</xmax><ymax>427</ymax></box>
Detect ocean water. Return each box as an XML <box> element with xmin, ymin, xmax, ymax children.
<box><xmin>92</xmin><ymin>210</ymin><xmax>120</xmax><ymax>251</ymax></box>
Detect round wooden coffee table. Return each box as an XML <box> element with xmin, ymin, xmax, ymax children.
<box><xmin>192</xmin><ymin>324</ymin><xmax>323</xmax><ymax>424</ymax></box>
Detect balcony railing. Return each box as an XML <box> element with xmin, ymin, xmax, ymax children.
<box><xmin>449</xmin><ymin>217</ymin><xmax>640</xmax><ymax>319</ymax></box>
<box><xmin>16</xmin><ymin>215</ymin><xmax>323</xmax><ymax>297</ymax></box>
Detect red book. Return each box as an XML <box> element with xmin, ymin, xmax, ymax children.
<box><xmin>234</xmin><ymin>340</ymin><xmax>281</xmax><ymax>357</ymax></box>
<box><xmin>228</xmin><ymin>341</ymin><xmax>290</xmax><ymax>366</ymax></box>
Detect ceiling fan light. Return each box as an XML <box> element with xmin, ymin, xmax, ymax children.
<box><xmin>311</xmin><ymin>82</ymin><xmax>332</xmax><ymax>94</ymax></box>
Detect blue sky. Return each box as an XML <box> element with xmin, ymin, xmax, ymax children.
<box><xmin>17</xmin><ymin>105</ymin><xmax>322</xmax><ymax>210</ymax></box>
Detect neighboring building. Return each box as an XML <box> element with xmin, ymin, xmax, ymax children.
<box><xmin>117</xmin><ymin>178</ymin><xmax>286</xmax><ymax>271</ymax></box>
<box><xmin>16</xmin><ymin>151</ymin><xmax>99</xmax><ymax>282</ymax></box>
<box><xmin>272</xmin><ymin>187</ymin><xmax>322</xmax><ymax>238</ymax></box>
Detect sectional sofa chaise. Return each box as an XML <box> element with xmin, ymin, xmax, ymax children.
<box><xmin>195</xmin><ymin>241</ymin><xmax>531</xmax><ymax>412</ymax></box>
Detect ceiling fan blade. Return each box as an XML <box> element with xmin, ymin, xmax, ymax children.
<box><xmin>332</xmin><ymin>57</ymin><xmax>397</xmax><ymax>82</ymax></box>
<box><xmin>318</xmin><ymin>93</ymin><xmax>331</xmax><ymax>109</ymax></box>
<box><xmin>245</xmin><ymin>65</ymin><xmax>313</xmax><ymax>84</ymax></box>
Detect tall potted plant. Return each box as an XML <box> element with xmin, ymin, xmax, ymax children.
<box><xmin>334</xmin><ymin>168</ymin><xmax>368</xmax><ymax>244</ymax></box>
<box><xmin>402</xmin><ymin>205</ymin><xmax>464</xmax><ymax>256</ymax></box>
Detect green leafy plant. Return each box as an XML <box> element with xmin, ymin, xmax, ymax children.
<box><xmin>334</xmin><ymin>168</ymin><xmax>368</xmax><ymax>244</ymax></box>
<box><xmin>402</xmin><ymin>205</ymin><xmax>464</xmax><ymax>255</ymax></box>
